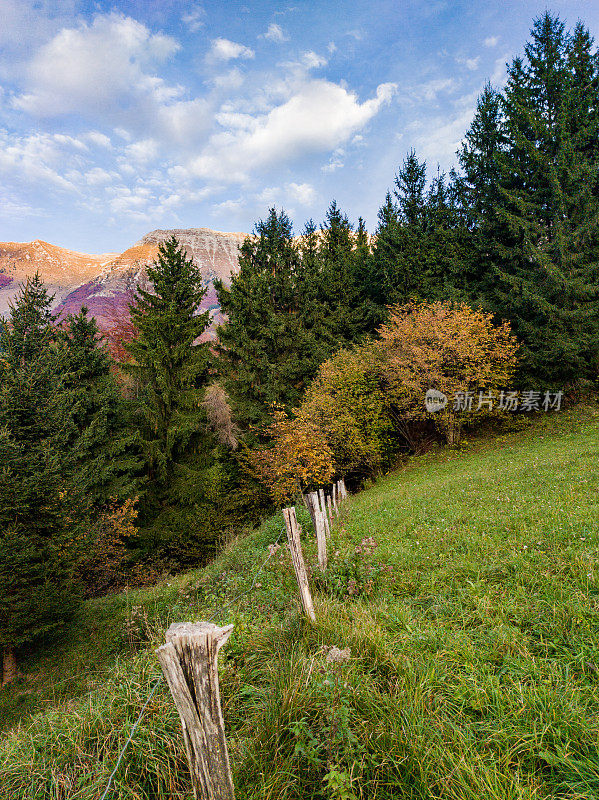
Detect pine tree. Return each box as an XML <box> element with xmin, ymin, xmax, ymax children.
<box><xmin>217</xmin><ymin>208</ymin><xmax>330</xmax><ymax>427</ymax></box>
<box><xmin>127</xmin><ymin>236</ymin><xmax>210</xmax><ymax>479</ymax></box>
<box><xmin>462</xmin><ymin>13</ymin><xmax>599</xmax><ymax>384</ymax></box>
<box><xmin>0</xmin><ymin>275</ymin><xmax>80</xmax><ymax>683</ymax></box>
<box><xmin>60</xmin><ymin>308</ymin><xmax>139</xmax><ymax>508</ymax></box>
<box><xmin>317</xmin><ymin>200</ymin><xmax>361</xmax><ymax>343</ymax></box>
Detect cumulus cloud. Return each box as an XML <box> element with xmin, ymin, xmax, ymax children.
<box><xmin>84</xmin><ymin>167</ymin><xmax>117</xmax><ymax>186</ymax></box>
<box><xmin>188</xmin><ymin>80</ymin><xmax>396</xmax><ymax>182</ymax></box>
<box><xmin>14</xmin><ymin>13</ymin><xmax>180</xmax><ymax>117</ymax></box>
<box><xmin>209</xmin><ymin>68</ymin><xmax>245</xmax><ymax>91</ymax></box>
<box><xmin>287</xmin><ymin>181</ymin><xmax>315</xmax><ymax>205</ymax></box>
<box><xmin>86</xmin><ymin>131</ymin><xmax>111</xmax><ymax>148</ymax></box>
<box><xmin>419</xmin><ymin>78</ymin><xmax>457</xmax><ymax>102</ymax></box>
<box><xmin>484</xmin><ymin>36</ymin><xmax>499</xmax><ymax>47</ymax></box>
<box><xmin>125</xmin><ymin>138</ymin><xmax>159</xmax><ymax>163</ymax></box>
<box><xmin>262</xmin><ymin>23</ymin><xmax>289</xmax><ymax>43</ymax></box>
<box><xmin>302</xmin><ymin>51</ymin><xmax>327</xmax><ymax>69</ymax></box>
<box><xmin>207</xmin><ymin>38</ymin><xmax>254</xmax><ymax>62</ymax></box>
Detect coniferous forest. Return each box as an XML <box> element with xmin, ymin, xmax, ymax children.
<box><xmin>1</xmin><ymin>12</ymin><xmax>598</xmax><ymax>676</ymax></box>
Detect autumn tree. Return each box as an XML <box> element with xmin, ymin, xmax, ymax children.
<box><xmin>249</xmin><ymin>407</ymin><xmax>334</xmax><ymax>505</ymax></box>
<box><xmin>377</xmin><ymin>301</ymin><xmax>519</xmax><ymax>444</ymax></box>
<box><xmin>298</xmin><ymin>345</ymin><xmax>394</xmax><ymax>480</ymax></box>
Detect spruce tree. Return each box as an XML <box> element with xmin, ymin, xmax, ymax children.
<box><xmin>61</xmin><ymin>308</ymin><xmax>139</xmax><ymax>508</ymax></box>
<box><xmin>127</xmin><ymin>237</ymin><xmax>228</xmax><ymax>562</ymax></box>
<box><xmin>217</xmin><ymin>208</ymin><xmax>330</xmax><ymax>427</ymax></box>
<box><xmin>128</xmin><ymin>236</ymin><xmax>210</xmax><ymax>479</ymax></box>
<box><xmin>0</xmin><ymin>275</ymin><xmax>80</xmax><ymax>682</ymax></box>
<box><xmin>462</xmin><ymin>13</ymin><xmax>599</xmax><ymax>384</ymax></box>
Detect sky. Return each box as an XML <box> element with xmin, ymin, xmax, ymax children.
<box><xmin>1</xmin><ymin>0</ymin><xmax>598</xmax><ymax>253</ymax></box>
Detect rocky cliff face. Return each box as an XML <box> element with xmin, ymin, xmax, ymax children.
<box><xmin>0</xmin><ymin>240</ymin><xmax>116</xmax><ymax>317</ymax></box>
<box><xmin>0</xmin><ymin>228</ymin><xmax>247</xmax><ymax>337</ymax></box>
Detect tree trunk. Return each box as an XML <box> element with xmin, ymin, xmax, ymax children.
<box><xmin>447</xmin><ymin>413</ymin><xmax>461</xmax><ymax>446</ymax></box>
<box><xmin>2</xmin><ymin>646</ymin><xmax>17</xmax><ymax>686</ymax></box>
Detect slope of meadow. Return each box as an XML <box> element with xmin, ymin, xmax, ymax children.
<box><xmin>1</xmin><ymin>404</ymin><xmax>598</xmax><ymax>799</ymax></box>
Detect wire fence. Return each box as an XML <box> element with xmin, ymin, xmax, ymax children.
<box><xmin>98</xmin><ymin>524</ymin><xmax>287</xmax><ymax>799</ymax></box>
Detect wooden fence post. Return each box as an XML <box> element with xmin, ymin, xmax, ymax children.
<box><xmin>318</xmin><ymin>488</ymin><xmax>331</xmax><ymax>538</ymax></box>
<box><xmin>326</xmin><ymin>494</ymin><xmax>333</xmax><ymax>523</ymax></box>
<box><xmin>283</xmin><ymin>507</ymin><xmax>316</xmax><ymax>622</ymax></box>
<box><xmin>333</xmin><ymin>483</ymin><xmax>339</xmax><ymax>516</ymax></box>
<box><xmin>315</xmin><ymin>510</ymin><xmax>328</xmax><ymax>572</ymax></box>
<box><xmin>156</xmin><ymin>622</ymin><xmax>235</xmax><ymax>800</ymax></box>
<box><xmin>339</xmin><ymin>479</ymin><xmax>348</xmax><ymax>500</ymax></box>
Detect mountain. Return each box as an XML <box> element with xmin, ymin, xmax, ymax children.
<box><xmin>0</xmin><ymin>228</ymin><xmax>247</xmax><ymax>340</ymax></box>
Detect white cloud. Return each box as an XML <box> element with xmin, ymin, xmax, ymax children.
<box><xmin>484</xmin><ymin>36</ymin><xmax>499</xmax><ymax>47</ymax></box>
<box><xmin>262</xmin><ymin>23</ymin><xmax>289</xmax><ymax>43</ymax></box>
<box><xmin>125</xmin><ymin>138</ymin><xmax>159</xmax><ymax>163</ymax></box>
<box><xmin>86</xmin><ymin>131</ymin><xmax>111</xmax><ymax>148</ymax></box>
<box><xmin>188</xmin><ymin>79</ymin><xmax>396</xmax><ymax>182</ymax></box>
<box><xmin>84</xmin><ymin>167</ymin><xmax>116</xmax><ymax>186</ymax></box>
<box><xmin>287</xmin><ymin>181</ymin><xmax>315</xmax><ymax>205</ymax></box>
<box><xmin>457</xmin><ymin>56</ymin><xmax>480</xmax><ymax>71</ymax></box>
<box><xmin>0</xmin><ymin>130</ymin><xmax>77</xmax><ymax>190</ymax></box>
<box><xmin>416</xmin><ymin>78</ymin><xmax>457</xmax><ymax>102</ymax></box>
<box><xmin>327</xmin><ymin>42</ymin><xmax>337</xmax><ymax>54</ymax></box>
<box><xmin>182</xmin><ymin>5</ymin><xmax>206</xmax><ymax>32</ymax></box>
<box><xmin>411</xmin><ymin>105</ymin><xmax>475</xmax><ymax>164</ymax></box>
<box><xmin>207</xmin><ymin>38</ymin><xmax>254</xmax><ymax>62</ymax></box>
<box><xmin>209</xmin><ymin>68</ymin><xmax>245</xmax><ymax>91</ymax></box>
<box><xmin>491</xmin><ymin>54</ymin><xmax>510</xmax><ymax>87</ymax></box>
<box><xmin>302</xmin><ymin>51</ymin><xmax>327</xmax><ymax>70</ymax></box>
<box><xmin>14</xmin><ymin>13</ymin><xmax>180</xmax><ymax>117</ymax></box>
<box><xmin>0</xmin><ymin>194</ymin><xmax>44</xmax><ymax>220</ymax></box>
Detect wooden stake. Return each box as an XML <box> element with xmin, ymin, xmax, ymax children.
<box><xmin>326</xmin><ymin>493</ymin><xmax>333</xmax><ymax>523</ymax></box>
<box><xmin>283</xmin><ymin>507</ymin><xmax>316</xmax><ymax>622</ymax></box>
<box><xmin>306</xmin><ymin>491</ymin><xmax>318</xmax><ymax>531</ymax></box>
<box><xmin>333</xmin><ymin>483</ymin><xmax>339</xmax><ymax>516</ymax></box>
<box><xmin>339</xmin><ymin>478</ymin><xmax>348</xmax><ymax>500</ymax></box>
<box><xmin>156</xmin><ymin>622</ymin><xmax>235</xmax><ymax>800</ymax></box>
<box><xmin>318</xmin><ymin>488</ymin><xmax>331</xmax><ymax>538</ymax></box>
<box><xmin>315</xmin><ymin>510</ymin><xmax>328</xmax><ymax>571</ymax></box>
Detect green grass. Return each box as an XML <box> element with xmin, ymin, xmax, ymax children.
<box><xmin>1</xmin><ymin>403</ymin><xmax>599</xmax><ymax>799</ymax></box>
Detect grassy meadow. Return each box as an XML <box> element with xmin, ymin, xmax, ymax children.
<box><xmin>1</xmin><ymin>403</ymin><xmax>598</xmax><ymax>799</ymax></box>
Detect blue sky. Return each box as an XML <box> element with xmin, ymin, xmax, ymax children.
<box><xmin>1</xmin><ymin>0</ymin><xmax>598</xmax><ymax>252</ymax></box>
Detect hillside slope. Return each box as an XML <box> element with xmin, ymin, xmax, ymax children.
<box><xmin>1</xmin><ymin>405</ymin><xmax>598</xmax><ymax>799</ymax></box>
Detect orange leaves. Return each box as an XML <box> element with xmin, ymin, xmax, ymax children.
<box><xmin>377</xmin><ymin>301</ymin><xmax>519</xmax><ymax>443</ymax></box>
<box><xmin>249</xmin><ymin>407</ymin><xmax>334</xmax><ymax>505</ymax></box>
<box><xmin>378</xmin><ymin>301</ymin><xmax>518</xmax><ymax>401</ymax></box>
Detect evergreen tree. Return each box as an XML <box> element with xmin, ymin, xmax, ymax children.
<box><xmin>461</xmin><ymin>13</ymin><xmax>599</xmax><ymax>384</ymax></box>
<box><xmin>317</xmin><ymin>200</ymin><xmax>362</xmax><ymax>343</ymax></box>
<box><xmin>217</xmin><ymin>208</ymin><xmax>330</xmax><ymax>427</ymax></box>
<box><xmin>61</xmin><ymin>308</ymin><xmax>139</xmax><ymax>508</ymax></box>
<box><xmin>0</xmin><ymin>275</ymin><xmax>80</xmax><ymax>682</ymax></box>
<box><xmin>127</xmin><ymin>237</ymin><xmax>230</xmax><ymax>563</ymax></box>
<box><xmin>128</xmin><ymin>236</ymin><xmax>210</xmax><ymax>479</ymax></box>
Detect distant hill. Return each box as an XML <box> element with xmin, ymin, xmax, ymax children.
<box><xmin>0</xmin><ymin>228</ymin><xmax>247</xmax><ymax>337</ymax></box>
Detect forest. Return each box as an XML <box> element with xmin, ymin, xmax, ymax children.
<box><xmin>1</xmin><ymin>12</ymin><xmax>598</xmax><ymax>681</ymax></box>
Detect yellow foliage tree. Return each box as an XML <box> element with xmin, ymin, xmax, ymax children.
<box><xmin>298</xmin><ymin>346</ymin><xmax>393</xmax><ymax>477</ymax></box>
<box><xmin>377</xmin><ymin>301</ymin><xmax>519</xmax><ymax>444</ymax></box>
<box><xmin>249</xmin><ymin>407</ymin><xmax>334</xmax><ymax>505</ymax></box>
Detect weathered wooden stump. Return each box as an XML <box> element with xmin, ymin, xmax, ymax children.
<box><xmin>156</xmin><ymin>622</ymin><xmax>235</xmax><ymax>800</ymax></box>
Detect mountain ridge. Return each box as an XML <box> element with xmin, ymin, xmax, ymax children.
<box><xmin>0</xmin><ymin>228</ymin><xmax>248</xmax><ymax>336</ymax></box>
